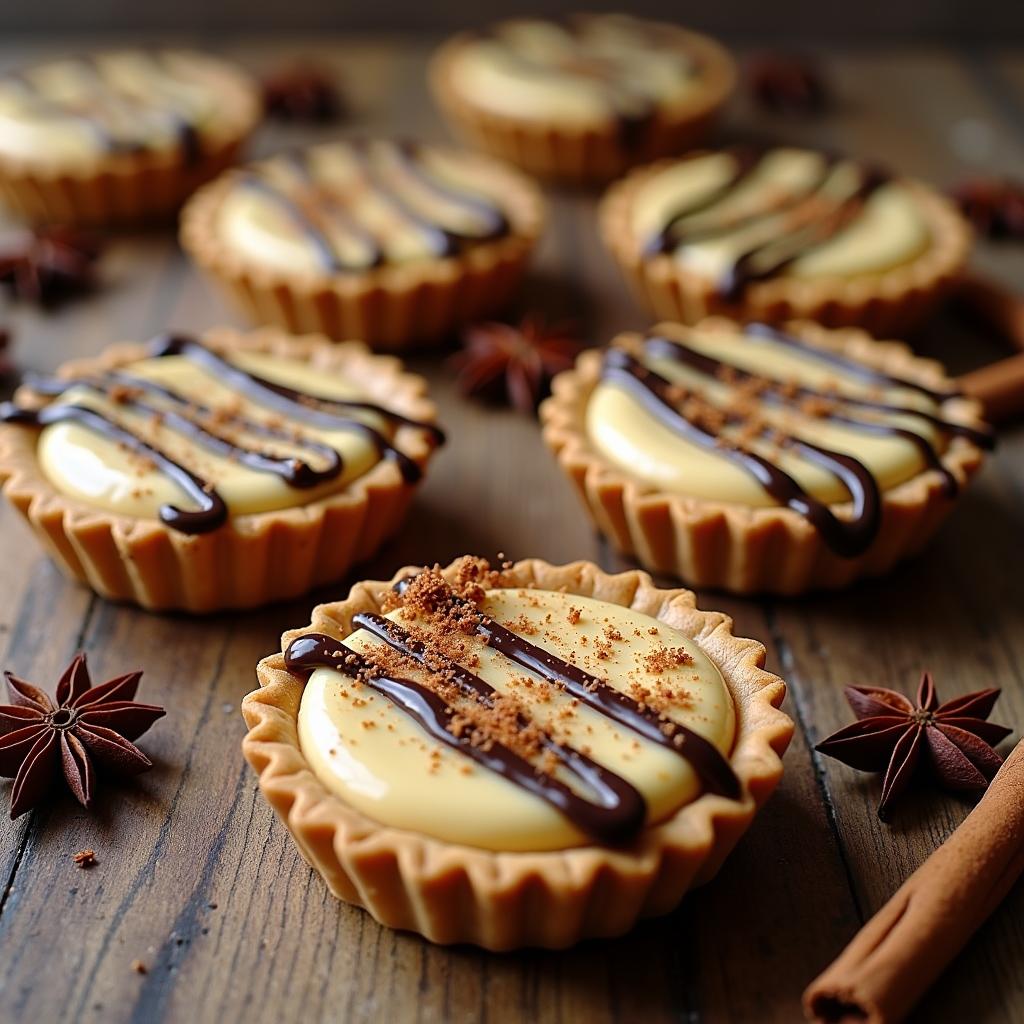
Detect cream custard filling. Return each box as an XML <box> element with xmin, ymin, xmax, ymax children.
<box><xmin>35</xmin><ymin>348</ymin><xmax>399</xmax><ymax>521</ymax></box>
<box><xmin>216</xmin><ymin>141</ymin><xmax>515</xmax><ymax>276</ymax></box>
<box><xmin>629</xmin><ymin>149</ymin><xmax>931</xmax><ymax>282</ymax></box>
<box><xmin>588</xmin><ymin>324</ymin><xmax>948</xmax><ymax>507</ymax></box>
<box><xmin>297</xmin><ymin>587</ymin><xmax>736</xmax><ymax>852</ymax></box>
<box><xmin>447</xmin><ymin>16</ymin><xmax>701</xmax><ymax>127</ymax></box>
<box><xmin>0</xmin><ymin>51</ymin><xmax>235</xmax><ymax>164</ymax></box>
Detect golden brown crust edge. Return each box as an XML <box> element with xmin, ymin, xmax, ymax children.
<box><xmin>240</xmin><ymin>556</ymin><xmax>792</xmax><ymax>951</ymax></box>
<box><xmin>598</xmin><ymin>159</ymin><xmax>973</xmax><ymax>336</ymax></box>
<box><xmin>179</xmin><ymin>154</ymin><xmax>546</xmax><ymax>351</ymax></box>
<box><xmin>0</xmin><ymin>326</ymin><xmax>441</xmax><ymax>613</ymax></box>
<box><xmin>0</xmin><ymin>63</ymin><xmax>261</xmax><ymax>226</ymax></box>
<box><xmin>428</xmin><ymin>27</ymin><xmax>737</xmax><ymax>184</ymax></box>
<box><xmin>539</xmin><ymin>318</ymin><xmax>987</xmax><ymax>595</ymax></box>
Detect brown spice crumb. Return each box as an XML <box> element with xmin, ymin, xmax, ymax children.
<box><xmin>131</xmin><ymin>960</ymin><xmax>148</xmax><ymax>975</ymax></box>
<box><xmin>567</xmin><ymin>606</ymin><xmax>582</xmax><ymax>625</ymax></box>
<box><xmin>73</xmin><ymin>849</ymin><xmax>97</xmax><ymax>868</ymax></box>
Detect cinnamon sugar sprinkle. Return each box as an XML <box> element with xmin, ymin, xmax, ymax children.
<box><xmin>353</xmin><ymin>558</ymin><xmax>701</xmax><ymax>774</ymax></box>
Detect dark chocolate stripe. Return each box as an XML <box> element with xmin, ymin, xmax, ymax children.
<box><xmin>239</xmin><ymin>176</ymin><xmax>349</xmax><ymax>272</ymax></box>
<box><xmin>745</xmin><ymin>324</ymin><xmax>958</xmax><ymax>404</ymax></box>
<box><xmin>644</xmin><ymin>332</ymin><xmax>989</xmax><ymax>443</ymax></box>
<box><xmin>26</xmin><ymin>372</ymin><xmax>344</xmax><ymax>489</ymax></box>
<box><xmin>351</xmin><ymin>611</ymin><xmax>647</xmax><ymax>841</ymax></box>
<box><xmin>249</xmin><ymin>141</ymin><xmax>510</xmax><ymax>269</ymax></box>
<box><xmin>642</xmin><ymin>150</ymin><xmax>892</xmax><ymax>298</ymax></box>
<box><xmin>645</xmin><ymin>147</ymin><xmax>769</xmax><ymax>256</ymax></box>
<box><xmin>8</xmin><ymin>53</ymin><xmax>202</xmax><ymax>162</ymax></box>
<box><xmin>720</xmin><ymin>168</ymin><xmax>887</xmax><ymax>300</ymax></box>
<box><xmin>392</xmin><ymin>578</ymin><xmax>741</xmax><ymax>800</ymax></box>
<box><xmin>149</xmin><ymin>334</ymin><xmax>443</xmax><ymax>483</ymax></box>
<box><xmin>641</xmin><ymin>333</ymin><xmax>993</xmax><ymax>500</ymax></box>
<box><xmin>285</xmin><ymin>632</ymin><xmax>646</xmax><ymax>844</ymax></box>
<box><xmin>0</xmin><ymin>401</ymin><xmax>225</xmax><ymax>533</ymax></box>
<box><xmin>603</xmin><ymin>349</ymin><xmax>881</xmax><ymax>557</ymax></box>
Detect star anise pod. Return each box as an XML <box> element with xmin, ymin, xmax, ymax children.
<box><xmin>817</xmin><ymin>672</ymin><xmax>1012</xmax><ymax>819</ymax></box>
<box><xmin>747</xmin><ymin>54</ymin><xmax>830</xmax><ymax>114</ymax></box>
<box><xmin>449</xmin><ymin>317</ymin><xmax>585</xmax><ymax>414</ymax></box>
<box><xmin>262</xmin><ymin>64</ymin><xmax>344</xmax><ymax>123</ymax></box>
<box><xmin>950</xmin><ymin>177</ymin><xmax>1024</xmax><ymax>240</ymax></box>
<box><xmin>0</xmin><ymin>226</ymin><xmax>101</xmax><ymax>307</ymax></box>
<box><xmin>0</xmin><ymin>653</ymin><xmax>165</xmax><ymax>818</ymax></box>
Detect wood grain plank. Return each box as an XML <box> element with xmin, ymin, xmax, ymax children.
<box><xmin>758</xmin><ymin>46</ymin><xmax>1024</xmax><ymax>1023</ymax></box>
<box><xmin>0</xmin><ymin>36</ymin><xmax>1022</xmax><ymax>1024</ymax></box>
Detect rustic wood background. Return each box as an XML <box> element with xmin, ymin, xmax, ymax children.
<box><xmin>0</xmin><ymin>36</ymin><xmax>1022</xmax><ymax>1024</ymax></box>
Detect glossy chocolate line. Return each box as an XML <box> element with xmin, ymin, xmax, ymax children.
<box><xmin>387</xmin><ymin>141</ymin><xmax>509</xmax><ymax>243</ymax></box>
<box><xmin>10</xmin><ymin>55</ymin><xmax>201</xmax><ymax>162</ymax></box>
<box><xmin>239</xmin><ymin>176</ymin><xmax>348</xmax><ymax>272</ymax></box>
<box><xmin>744</xmin><ymin>323</ymin><xmax>957</xmax><ymax>404</ymax></box>
<box><xmin>255</xmin><ymin>142</ymin><xmax>509</xmax><ymax>268</ymax></box>
<box><xmin>149</xmin><ymin>335</ymin><xmax>442</xmax><ymax>483</ymax></box>
<box><xmin>720</xmin><ymin>168</ymin><xmax>887</xmax><ymax>300</ymax></box>
<box><xmin>351</xmin><ymin>612</ymin><xmax>647</xmax><ymax>841</ymax></box>
<box><xmin>603</xmin><ymin>349</ymin><xmax>881</xmax><ymax>557</ymax></box>
<box><xmin>0</xmin><ymin>401</ymin><xmax>226</xmax><ymax>533</ymax></box>
<box><xmin>644</xmin><ymin>333</ymin><xmax>990</xmax><ymax>446</ymax></box>
<box><xmin>642</xmin><ymin>150</ymin><xmax>889</xmax><ymax>298</ymax></box>
<box><xmin>645</xmin><ymin>147</ymin><xmax>769</xmax><ymax>256</ymax></box>
<box><xmin>26</xmin><ymin>371</ymin><xmax>344</xmax><ymax>489</ymax></box>
<box><xmin>642</xmin><ymin>334</ymin><xmax>988</xmax><ymax>498</ymax></box>
<box><xmin>285</xmin><ymin>632</ymin><xmax>646</xmax><ymax>844</ymax></box>
<box><xmin>391</xmin><ymin>578</ymin><xmax>741</xmax><ymax>800</ymax></box>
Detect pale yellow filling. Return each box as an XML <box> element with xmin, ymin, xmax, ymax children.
<box><xmin>630</xmin><ymin>149</ymin><xmax>930</xmax><ymax>280</ymax></box>
<box><xmin>0</xmin><ymin>51</ymin><xmax>228</xmax><ymax>163</ymax></box>
<box><xmin>588</xmin><ymin>325</ymin><xmax>943</xmax><ymax>505</ymax></box>
<box><xmin>298</xmin><ymin>588</ymin><xmax>735</xmax><ymax>851</ymax></box>
<box><xmin>217</xmin><ymin>142</ymin><xmax>511</xmax><ymax>275</ymax></box>
<box><xmin>448</xmin><ymin>17</ymin><xmax>700</xmax><ymax>127</ymax></box>
<box><xmin>37</xmin><ymin>351</ymin><xmax>390</xmax><ymax>520</ymax></box>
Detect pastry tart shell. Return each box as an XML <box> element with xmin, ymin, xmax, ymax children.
<box><xmin>241</xmin><ymin>557</ymin><xmax>791</xmax><ymax>949</ymax></box>
<box><xmin>180</xmin><ymin>156</ymin><xmax>545</xmax><ymax>351</ymax></box>
<box><xmin>599</xmin><ymin>160</ymin><xmax>973</xmax><ymax>337</ymax></box>
<box><xmin>428</xmin><ymin>27</ymin><xmax>737</xmax><ymax>185</ymax></box>
<box><xmin>0</xmin><ymin>327</ymin><xmax>441</xmax><ymax>613</ymax></box>
<box><xmin>540</xmin><ymin>318</ymin><xmax>988</xmax><ymax>595</ymax></box>
<box><xmin>0</xmin><ymin>62</ymin><xmax>260</xmax><ymax>227</ymax></box>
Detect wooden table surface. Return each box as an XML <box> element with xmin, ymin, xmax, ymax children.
<box><xmin>1</xmin><ymin>36</ymin><xmax>1023</xmax><ymax>1024</ymax></box>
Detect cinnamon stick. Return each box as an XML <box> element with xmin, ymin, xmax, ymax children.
<box><xmin>804</xmin><ymin>739</ymin><xmax>1024</xmax><ymax>1024</ymax></box>
<box><xmin>954</xmin><ymin>272</ymin><xmax>1024</xmax><ymax>352</ymax></box>
<box><xmin>959</xmin><ymin>352</ymin><xmax>1024</xmax><ymax>422</ymax></box>
<box><xmin>951</xmin><ymin>273</ymin><xmax>1024</xmax><ymax>420</ymax></box>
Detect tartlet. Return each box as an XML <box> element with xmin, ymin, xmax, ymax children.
<box><xmin>0</xmin><ymin>326</ymin><xmax>442</xmax><ymax>612</ymax></box>
<box><xmin>180</xmin><ymin>139</ymin><xmax>545</xmax><ymax>350</ymax></box>
<box><xmin>242</xmin><ymin>556</ymin><xmax>791</xmax><ymax>949</ymax></box>
<box><xmin>429</xmin><ymin>15</ymin><xmax>736</xmax><ymax>184</ymax></box>
<box><xmin>0</xmin><ymin>50</ymin><xmax>260</xmax><ymax>226</ymax></box>
<box><xmin>600</xmin><ymin>146</ymin><xmax>973</xmax><ymax>336</ymax></box>
<box><xmin>541</xmin><ymin>318</ymin><xmax>992</xmax><ymax>595</ymax></box>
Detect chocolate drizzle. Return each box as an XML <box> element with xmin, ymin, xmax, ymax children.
<box><xmin>0</xmin><ymin>334</ymin><xmax>442</xmax><ymax>534</ymax></box>
<box><xmin>149</xmin><ymin>334</ymin><xmax>443</xmax><ymax>482</ymax></box>
<box><xmin>5</xmin><ymin>52</ymin><xmax>204</xmax><ymax>164</ymax></box>
<box><xmin>286</xmin><ymin>631</ymin><xmax>647</xmax><ymax>844</ymax></box>
<box><xmin>481</xmin><ymin>16</ymin><xmax>697</xmax><ymax>150</ymax></box>
<box><xmin>26</xmin><ymin>371</ymin><xmax>344</xmax><ymax>489</ymax></box>
<box><xmin>284</xmin><ymin>569</ymin><xmax>741</xmax><ymax>845</ymax></box>
<box><xmin>391</xmin><ymin>577</ymin><xmax>740</xmax><ymax>799</ymax></box>
<box><xmin>241</xmin><ymin>141</ymin><xmax>510</xmax><ymax>271</ymax></box>
<box><xmin>641</xmin><ymin>149</ymin><xmax>891</xmax><ymax>299</ymax></box>
<box><xmin>0</xmin><ymin>402</ymin><xmax>226</xmax><ymax>533</ymax></box>
<box><xmin>600</xmin><ymin>327</ymin><xmax>993</xmax><ymax>557</ymax></box>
